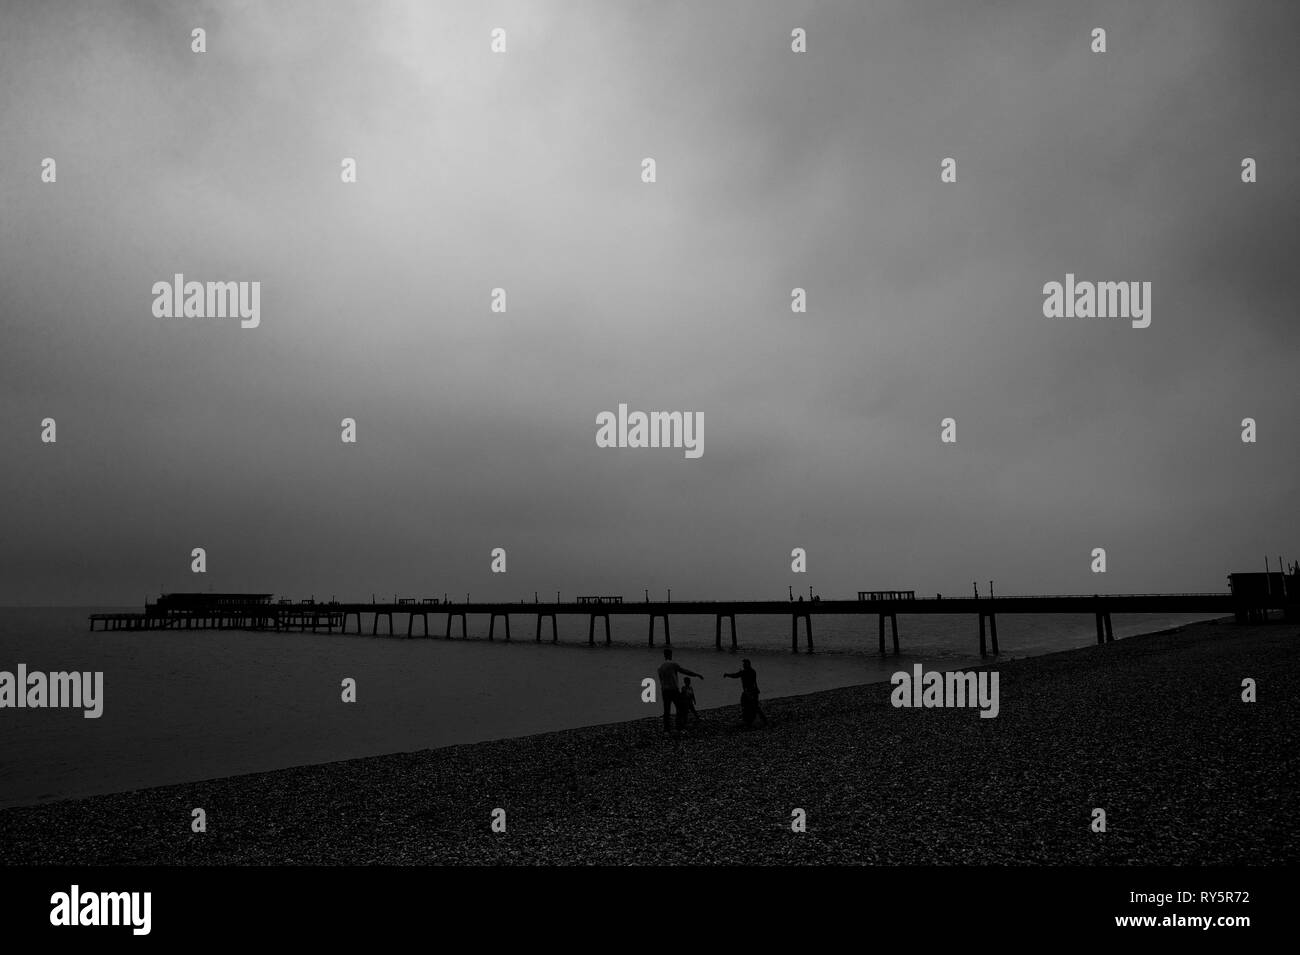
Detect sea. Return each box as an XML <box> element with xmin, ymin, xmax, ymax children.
<box><xmin>0</xmin><ymin>606</ymin><xmax>1221</xmax><ymax>808</ymax></box>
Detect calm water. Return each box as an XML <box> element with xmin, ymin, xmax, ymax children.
<box><xmin>0</xmin><ymin>606</ymin><xmax>1219</xmax><ymax>807</ymax></box>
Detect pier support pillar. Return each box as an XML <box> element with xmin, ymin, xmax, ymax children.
<box><xmin>1095</xmin><ymin>612</ymin><xmax>1105</xmax><ymax>645</ymax></box>
<box><xmin>988</xmin><ymin>614</ymin><xmax>998</xmax><ymax>655</ymax></box>
<box><xmin>445</xmin><ymin>612</ymin><xmax>467</xmax><ymax>640</ymax></box>
<box><xmin>714</xmin><ymin>613</ymin><xmax>737</xmax><ymax>650</ymax></box>
<box><xmin>1103</xmin><ymin>612</ymin><xmax>1113</xmax><ymax>643</ymax></box>
<box><xmin>791</xmin><ymin>613</ymin><xmax>813</xmax><ymax>653</ymax></box>
<box><xmin>536</xmin><ymin>613</ymin><xmax>558</xmax><ymax>643</ymax></box>
<box><xmin>648</xmin><ymin>613</ymin><xmax>670</xmax><ymax>646</ymax></box>
<box><xmin>890</xmin><ymin>613</ymin><xmax>899</xmax><ymax>654</ymax></box>
<box><xmin>488</xmin><ymin>613</ymin><xmax>511</xmax><ymax>641</ymax></box>
<box><xmin>979</xmin><ymin>613</ymin><xmax>987</xmax><ymax>657</ymax></box>
<box><xmin>589</xmin><ymin>613</ymin><xmax>611</xmax><ymax>646</ymax></box>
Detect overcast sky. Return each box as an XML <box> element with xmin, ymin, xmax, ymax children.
<box><xmin>1</xmin><ymin>0</ymin><xmax>1296</xmax><ymax>604</ymax></box>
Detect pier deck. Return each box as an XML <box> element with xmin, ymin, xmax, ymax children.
<box><xmin>88</xmin><ymin>591</ymin><xmax>1292</xmax><ymax>657</ymax></box>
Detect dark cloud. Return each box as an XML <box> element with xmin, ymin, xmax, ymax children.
<box><xmin>1</xmin><ymin>0</ymin><xmax>1296</xmax><ymax>604</ymax></box>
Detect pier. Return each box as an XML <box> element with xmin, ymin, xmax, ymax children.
<box><xmin>88</xmin><ymin>580</ymin><xmax>1296</xmax><ymax>657</ymax></box>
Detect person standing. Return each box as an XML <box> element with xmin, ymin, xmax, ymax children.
<box><xmin>657</xmin><ymin>648</ymin><xmax>703</xmax><ymax>733</ymax></box>
<box><xmin>724</xmin><ymin>658</ymin><xmax>768</xmax><ymax>726</ymax></box>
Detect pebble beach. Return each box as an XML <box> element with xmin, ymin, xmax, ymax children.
<box><xmin>1</xmin><ymin>619</ymin><xmax>1294</xmax><ymax>865</ymax></box>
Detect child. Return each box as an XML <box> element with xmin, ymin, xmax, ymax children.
<box><xmin>681</xmin><ymin>676</ymin><xmax>701</xmax><ymax>723</ymax></box>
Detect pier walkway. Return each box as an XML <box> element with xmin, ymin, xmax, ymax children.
<box><xmin>88</xmin><ymin>591</ymin><xmax>1291</xmax><ymax>657</ymax></box>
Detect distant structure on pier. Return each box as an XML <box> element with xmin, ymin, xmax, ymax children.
<box><xmin>1228</xmin><ymin>570</ymin><xmax>1298</xmax><ymax>622</ymax></box>
<box><xmin>153</xmin><ymin>593</ymin><xmax>273</xmax><ymax>611</ymax></box>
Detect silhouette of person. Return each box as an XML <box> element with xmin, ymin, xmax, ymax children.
<box><xmin>657</xmin><ymin>648</ymin><xmax>702</xmax><ymax>733</ymax></box>
<box><xmin>681</xmin><ymin>677</ymin><xmax>701</xmax><ymax>722</ymax></box>
<box><xmin>724</xmin><ymin>659</ymin><xmax>768</xmax><ymax>726</ymax></box>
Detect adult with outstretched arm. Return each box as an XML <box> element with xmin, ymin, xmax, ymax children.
<box><xmin>723</xmin><ymin>658</ymin><xmax>768</xmax><ymax>726</ymax></box>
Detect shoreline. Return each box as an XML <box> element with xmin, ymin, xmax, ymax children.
<box><xmin>1</xmin><ymin>616</ymin><xmax>1294</xmax><ymax>865</ymax></box>
<box><xmin>0</xmin><ymin>608</ymin><xmax>1226</xmax><ymax>812</ymax></box>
